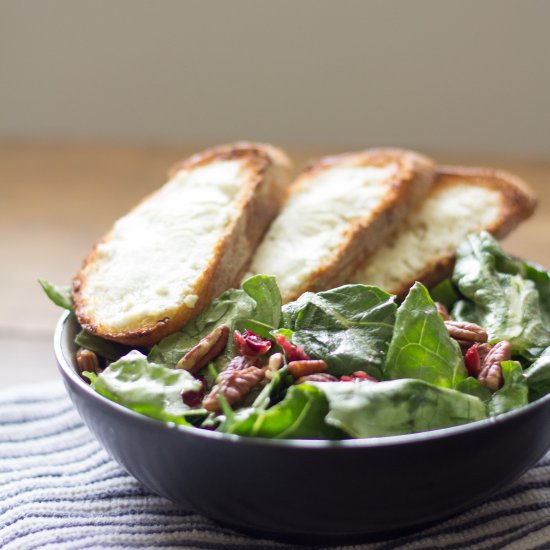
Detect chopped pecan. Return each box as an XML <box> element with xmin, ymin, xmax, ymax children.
<box><xmin>295</xmin><ymin>373</ymin><xmax>338</xmax><ymax>384</ymax></box>
<box><xmin>203</xmin><ymin>366</ymin><xmax>265</xmax><ymax>412</ymax></box>
<box><xmin>226</xmin><ymin>355</ymin><xmax>257</xmax><ymax>371</ymax></box>
<box><xmin>436</xmin><ymin>302</ymin><xmax>451</xmax><ymax>321</ymax></box>
<box><xmin>445</xmin><ymin>320</ymin><xmax>488</xmax><ymax>344</ymax></box>
<box><xmin>477</xmin><ymin>343</ymin><xmax>492</xmax><ymax>364</ymax></box>
<box><xmin>76</xmin><ymin>348</ymin><xmax>102</xmax><ymax>381</ymax></box>
<box><xmin>264</xmin><ymin>353</ymin><xmax>284</xmax><ymax>380</ymax></box>
<box><xmin>478</xmin><ymin>341</ymin><xmax>511</xmax><ymax>391</ymax></box>
<box><xmin>288</xmin><ymin>359</ymin><xmax>327</xmax><ymax>379</ymax></box>
<box><xmin>267</xmin><ymin>352</ymin><xmax>284</xmax><ymax>372</ymax></box>
<box><xmin>234</xmin><ymin>329</ymin><xmax>272</xmax><ymax>357</ymax></box>
<box><xmin>176</xmin><ymin>324</ymin><xmax>229</xmax><ymax>374</ymax></box>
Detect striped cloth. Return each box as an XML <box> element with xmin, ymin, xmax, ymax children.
<box><xmin>1</xmin><ymin>384</ymin><xmax>549</xmax><ymax>550</ymax></box>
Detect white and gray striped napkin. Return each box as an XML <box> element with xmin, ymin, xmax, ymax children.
<box><xmin>1</xmin><ymin>382</ymin><xmax>549</xmax><ymax>550</ymax></box>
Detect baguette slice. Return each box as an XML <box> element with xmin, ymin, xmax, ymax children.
<box><xmin>350</xmin><ymin>166</ymin><xmax>537</xmax><ymax>296</ymax></box>
<box><xmin>246</xmin><ymin>149</ymin><xmax>435</xmax><ymax>302</ymax></box>
<box><xmin>73</xmin><ymin>142</ymin><xmax>292</xmax><ymax>346</ymax></box>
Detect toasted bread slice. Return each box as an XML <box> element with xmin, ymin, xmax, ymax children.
<box><xmin>350</xmin><ymin>166</ymin><xmax>537</xmax><ymax>296</ymax></box>
<box><xmin>246</xmin><ymin>149</ymin><xmax>435</xmax><ymax>302</ymax></box>
<box><xmin>73</xmin><ymin>142</ymin><xmax>292</xmax><ymax>346</ymax></box>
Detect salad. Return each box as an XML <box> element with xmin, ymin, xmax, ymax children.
<box><xmin>41</xmin><ymin>232</ymin><xmax>550</xmax><ymax>439</ymax></box>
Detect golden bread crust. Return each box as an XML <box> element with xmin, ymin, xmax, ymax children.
<box><xmin>73</xmin><ymin>142</ymin><xmax>292</xmax><ymax>346</ymax></box>
<box><xmin>282</xmin><ymin>148</ymin><xmax>436</xmax><ymax>301</ymax></box>
<box><xmin>388</xmin><ymin>166</ymin><xmax>537</xmax><ymax>297</ymax></box>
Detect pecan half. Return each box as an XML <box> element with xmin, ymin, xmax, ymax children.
<box><xmin>295</xmin><ymin>373</ymin><xmax>338</xmax><ymax>384</ymax></box>
<box><xmin>436</xmin><ymin>302</ymin><xmax>451</xmax><ymax>321</ymax></box>
<box><xmin>176</xmin><ymin>324</ymin><xmax>229</xmax><ymax>374</ymax></box>
<box><xmin>478</xmin><ymin>341</ymin><xmax>511</xmax><ymax>391</ymax></box>
<box><xmin>76</xmin><ymin>348</ymin><xmax>102</xmax><ymax>380</ymax></box>
<box><xmin>288</xmin><ymin>359</ymin><xmax>327</xmax><ymax>379</ymax></box>
<box><xmin>445</xmin><ymin>320</ymin><xmax>488</xmax><ymax>344</ymax></box>
<box><xmin>203</xmin><ymin>366</ymin><xmax>265</xmax><ymax>412</ymax></box>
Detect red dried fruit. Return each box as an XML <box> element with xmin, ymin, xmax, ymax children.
<box><xmin>464</xmin><ymin>345</ymin><xmax>482</xmax><ymax>377</ymax></box>
<box><xmin>181</xmin><ymin>376</ymin><xmax>206</xmax><ymax>408</ymax></box>
<box><xmin>340</xmin><ymin>371</ymin><xmax>378</xmax><ymax>382</ymax></box>
<box><xmin>352</xmin><ymin>371</ymin><xmax>379</xmax><ymax>382</ymax></box>
<box><xmin>233</xmin><ymin>329</ymin><xmax>272</xmax><ymax>357</ymax></box>
<box><xmin>275</xmin><ymin>334</ymin><xmax>309</xmax><ymax>362</ymax></box>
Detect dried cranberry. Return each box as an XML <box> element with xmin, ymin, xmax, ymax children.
<box><xmin>275</xmin><ymin>334</ymin><xmax>309</xmax><ymax>362</ymax></box>
<box><xmin>340</xmin><ymin>371</ymin><xmax>378</xmax><ymax>382</ymax></box>
<box><xmin>181</xmin><ymin>377</ymin><xmax>206</xmax><ymax>408</ymax></box>
<box><xmin>234</xmin><ymin>330</ymin><xmax>272</xmax><ymax>357</ymax></box>
<box><xmin>352</xmin><ymin>371</ymin><xmax>379</xmax><ymax>382</ymax></box>
<box><xmin>464</xmin><ymin>344</ymin><xmax>482</xmax><ymax>377</ymax></box>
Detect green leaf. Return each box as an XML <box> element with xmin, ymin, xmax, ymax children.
<box><xmin>241</xmin><ymin>275</ymin><xmax>281</xmax><ymax>331</ymax></box>
<box><xmin>456</xmin><ymin>377</ymin><xmax>492</xmax><ymax>402</ymax></box>
<box><xmin>384</xmin><ymin>282</ymin><xmax>466</xmax><ymax>388</ymax></box>
<box><xmin>524</xmin><ymin>346</ymin><xmax>550</xmax><ymax>401</ymax></box>
<box><xmin>488</xmin><ymin>360</ymin><xmax>528</xmax><ymax>416</ymax></box>
<box><xmin>75</xmin><ymin>329</ymin><xmax>136</xmax><ymax>363</ymax></box>
<box><xmin>252</xmin><ymin>365</ymin><xmax>293</xmax><ymax>410</ymax></box>
<box><xmin>282</xmin><ymin>284</ymin><xmax>397</xmax><ymax>378</ymax></box>
<box><xmin>452</xmin><ymin>232</ymin><xmax>550</xmax><ymax>360</ymax></box>
<box><xmin>89</xmin><ymin>350</ymin><xmax>201</xmax><ymax>424</ymax></box>
<box><xmin>521</xmin><ymin>260</ymin><xmax>550</xmax><ymax>331</ymax></box>
<box><xmin>315</xmin><ymin>379</ymin><xmax>487</xmax><ymax>438</ymax></box>
<box><xmin>451</xmin><ymin>299</ymin><xmax>481</xmax><ymax>325</ymax></box>
<box><xmin>38</xmin><ymin>279</ymin><xmax>73</xmax><ymax>311</ymax></box>
<box><xmin>148</xmin><ymin>275</ymin><xmax>281</xmax><ymax>368</ymax></box>
<box><xmin>429</xmin><ymin>279</ymin><xmax>460</xmax><ymax>310</ymax></box>
<box><xmin>220</xmin><ymin>385</ymin><xmax>344</xmax><ymax>439</ymax></box>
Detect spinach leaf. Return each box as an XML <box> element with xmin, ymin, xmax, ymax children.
<box><xmin>38</xmin><ymin>279</ymin><xmax>73</xmax><ymax>311</ymax></box>
<box><xmin>314</xmin><ymin>379</ymin><xmax>487</xmax><ymax>438</ymax></box>
<box><xmin>241</xmin><ymin>276</ymin><xmax>281</xmax><ymax>333</ymax></box>
<box><xmin>88</xmin><ymin>350</ymin><xmax>201</xmax><ymax>425</ymax></box>
<box><xmin>488</xmin><ymin>361</ymin><xmax>528</xmax><ymax>416</ymax></box>
<box><xmin>75</xmin><ymin>329</ymin><xmax>136</xmax><ymax>363</ymax></box>
<box><xmin>456</xmin><ymin>377</ymin><xmax>492</xmax><ymax>402</ymax></box>
<box><xmin>148</xmin><ymin>275</ymin><xmax>281</xmax><ymax>368</ymax></box>
<box><xmin>429</xmin><ymin>279</ymin><xmax>460</xmax><ymax>310</ymax></box>
<box><xmin>452</xmin><ymin>232</ymin><xmax>550</xmax><ymax>360</ymax></box>
<box><xmin>252</xmin><ymin>365</ymin><xmax>293</xmax><ymax>410</ymax></box>
<box><xmin>220</xmin><ymin>385</ymin><xmax>344</xmax><ymax>439</ymax></box>
<box><xmin>524</xmin><ymin>346</ymin><xmax>550</xmax><ymax>401</ymax></box>
<box><xmin>384</xmin><ymin>282</ymin><xmax>466</xmax><ymax>388</ymax></box>
<box><xmin>521</xmin><ymin>260</ymin><xmax>550</xmax><ymax>331</ymax></box>
<box><xmin>282</xmin><ymin>285</ymin><xmax>396</xmax><ymax>378</ymax></box>
<box><xmin>451</xmin><ymin>300</ymin><xmax>481</xmax><ymax>325</ymax></box>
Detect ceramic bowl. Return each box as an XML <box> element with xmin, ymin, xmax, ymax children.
<box><xmin>55</xmin><ymin>311</ymin><xmax>550</xmax><ymax>542</ymax></box>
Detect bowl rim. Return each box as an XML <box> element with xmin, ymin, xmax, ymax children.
<box><xmin>55</xmin><ymin>310</ymin><xmax>550</xmax><ymax>449</ymax></box>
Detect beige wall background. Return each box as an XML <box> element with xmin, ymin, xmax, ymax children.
<box><xmin>1</xmin><ymin>0</ymin><xmax>549</xmax><ymax>156</ymax></box>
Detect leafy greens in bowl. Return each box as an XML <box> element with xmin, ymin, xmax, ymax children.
<box><xmin>50</xmin><ymin>231</ymin><xmax>550</xmax><ymax>539</ymax></box>
<box><xmin>45</xmin><ymin>232</ymin><xmax>550</xmax><ymax>440</ymax></box>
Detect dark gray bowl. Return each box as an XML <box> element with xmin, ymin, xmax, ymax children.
<box><xmin>55</xmin><ymin>311</ymin><xmax>550</xmax><ymax>542</ymax></box>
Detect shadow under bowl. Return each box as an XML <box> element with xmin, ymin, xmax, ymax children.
<box><xmin>55</xmin><ymin>312</ymin><xmax>550</xmax><ymax>543</ymax></box>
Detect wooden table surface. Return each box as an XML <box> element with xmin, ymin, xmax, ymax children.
<box><xmin>2</xmin><ymin>144</ymin><xmax>549</xmax><ymax>387</ymax></box>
